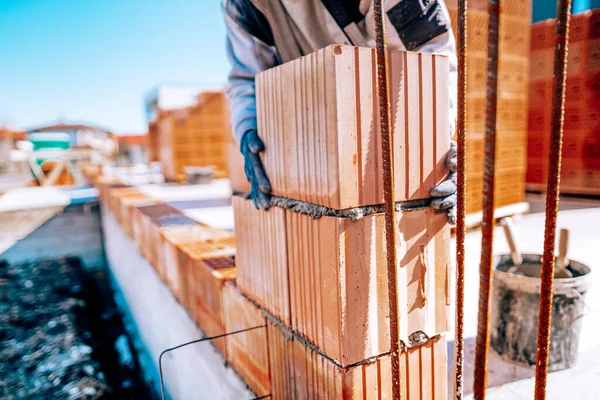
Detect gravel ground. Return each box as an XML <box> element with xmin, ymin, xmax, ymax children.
<box><xmin>0</xmin><ymin>257</ymin><xmax>151</xmax><ymax>399</ymax></box>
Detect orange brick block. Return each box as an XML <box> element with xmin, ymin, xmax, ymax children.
<box><xmin>222</xmin><ymin>282</ymin><xmax>270</xmax><ymax>397</ymax></box>
<box><xmin>466</xmin><ymin>172</ymin><xmax>527</xmax><ymax>214</ymax></box>
<box><xmin>227</xmin><ymin>141</ymin><xmax>250</xmax><ymax>193</ymax></box>
<box><xmin>119</xmin><ymin>194</ymin><xmax>160</xmax><ymax>239</ymax></box>
<box><xmin>135</xmin><ymin>204</ymin><xmax>197</xmax><ymax>272</ymax></box>
<box><xmin>267</xmin><ymin>321</ymin><xmax>447</xmax><ymax>400</ymax></box>
<box><xmin>233</xmin><ymin>196</ymin><xmax>291</xmax><ymax>325</ymax></box>
<box><xmin>159</xmin><ymin>225</ymin><xmax>234</xmax><ymax>307</ymax></box>
<box><xmin>188</xmin><ymin>256</ymin><xmax>236</xmax><ymax>356</ymax></box>
<box><xmin>256</xmin><ymin>45</ymin><xmax>450</xmax><ymax>209</ymax></box>
<box><xmin>107</xmin><ymin>187</ymin><xmax>141</xmax><ymax>225</ymax></box>
<box><xmin>234</xmin><ymin>196</ymin><xmax>451</xmax><ymax>366</ymax></box>
<box><xmin>156</xmin><ymin>91</ymin><xmax>231</xmax><ymax>181</ymax></box>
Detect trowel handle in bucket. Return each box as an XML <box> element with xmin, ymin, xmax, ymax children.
<box><xmin>557</xmin><ymin>228</ymin><xmax>570</xmax><ymax>269</ymax></box>
<box><xmin>500</xmin><ymin>217</ymin><xmax>523</xmax><ymax>267</ymax></box>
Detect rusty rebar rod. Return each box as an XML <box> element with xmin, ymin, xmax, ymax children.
<box><xmin>373</xmin><ymin>1</ymin><xmax>400</xmax><ymax>398</ymax></box>
<box><xmin>535</xmin><ymin>1</ymin><xmax>572</xmax><ymax>399</ymax></box>
<box><xmin>454</xmin><ymin>0</ymin><xmax>468</xmax><ymax>398</ymax></box>
<box><xmin>473</xmin><ymin>0</ymin><xmax>500</xmax><ymax>398</ymax></box>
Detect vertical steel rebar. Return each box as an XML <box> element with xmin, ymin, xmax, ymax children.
<box><xmin>455</xmin><ymin>0</ymin><xmax>468</xmax><ymax>398</ymax></box>
<box><xmin>535</xmin><ymin>1</ymin><xmax>572</xmax><ymax>399</ymax></box>
<box><xmin>473</xmin><ymin>0</ymin><xmax>500</xmax><ymax>398</ymax></box>
<box><xmin>373</xmin><ymin>1</ymin><xmax>400</xmax><ymax>398</ymax></box>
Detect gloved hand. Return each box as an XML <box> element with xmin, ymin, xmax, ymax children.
<box><xmin>430</xmin><ymin>141</ymin><xmax>457</xmax><ymax>225</ymax></box>
<box><xmin>241</xmin><ymin>129</ymin><xmax>272</xmax><ymax>210</ymax></box>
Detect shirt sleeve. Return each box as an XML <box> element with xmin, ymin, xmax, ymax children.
<box><xmin>222</xmin><ymin>1</ymin><xmax>280</xmax><ymax>145</ymax></box>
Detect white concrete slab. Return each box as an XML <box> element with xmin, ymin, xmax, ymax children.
<box><xmin>450</xmin><ymin>207</ymin><xmax>600</xmax><ymax>399</ymax></box>
<box><xmin>0</xmin><ymin>187</ymin><xmax>70</xmax><ymax>212</ymax></box>
<box><xmin>102</xmin><ymin>209</ymin><xmax>252</xmax><ymax>400</ymax></box>
<box><xmin>137</xmin><ymin>179</ymin><xmax>232</xmax><ymax>202</ymax></box>
<box><xmin>183</xmin><ymin>206</ymin><xmax>235</xmax><ymax>231</ymax></box>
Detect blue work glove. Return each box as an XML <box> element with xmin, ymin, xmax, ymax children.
<box><xmin>430</xmin><ymin>141</ymin><xmax>457</xmax><ymax>225</ymax></box>
<box><xmin>241</xmin><ymin>129</ymin><xmax>272</xmax><ymax>210</ymax></box>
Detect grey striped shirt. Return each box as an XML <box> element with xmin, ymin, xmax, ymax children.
<box><xmin>223</xmin><ymin>0</ymin><xmax>457</xmax><ymax>145</ymax></box>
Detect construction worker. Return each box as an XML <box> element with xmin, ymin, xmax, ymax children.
<box><xmin>223</xmin><ymin>0</ymin><xmax>457</xmax><ymax>223</ymax></box>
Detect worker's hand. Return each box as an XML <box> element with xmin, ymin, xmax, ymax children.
<box><xmin>430</xmin><ymin>141</ymin><xmax>457</xmax><ymax>225</ymax></box>
<box><xmin>241</xmin><ymin>129</ymin><xmax>272</xmax><ymax>210</ymax></box>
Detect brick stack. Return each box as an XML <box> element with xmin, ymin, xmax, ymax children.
<box><xmin>234</xmin><ymin>45</ymin><xmax>452</xmax><ymax>398</ymax></box>
<box><xmin>97</xmin><ymin>179</ymin><xmax>271</xmax><ymax>398</ymax></box>
<box><xmin>154</xmin><ymin>91</ymin><xmax>231</xmax><ymax>181</ymax></box>
<box><xmin>527</xmin><ymin>10</ymin><xmax>600</xmax><ymax>194</ymax></box>
<box><xmin>446</xmin><ymin>0</ymin><xmax>532</xmax><ymax>213</ymax></box>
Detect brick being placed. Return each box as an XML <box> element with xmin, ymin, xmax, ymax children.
<box><xmin>185</xmin><ymin>256</ymin><xmax>236</xmax><ymax>356</ymax></box>
<box><xmin>159</xmin><ymin>224</ymin><xmax>234</xmax><ymax>308</ymax></box>
<box><xmin>267</xmin><ymin>321</ymin><xmax>447</xmax><ymax>400</ymax></box>
<box><xmin>233</xmin><ymin>196</ymin><xmax>451</xmax><ymax>366</ymax></box>
<box><xmin>256</xmin><ymin>44</ymin><xmax>450</xmax><ymax>209</ymax></box>
<box><xmin>221</xmin><ymin>281</ymin><xmax>270</xmax><ymax>397</ymax></box>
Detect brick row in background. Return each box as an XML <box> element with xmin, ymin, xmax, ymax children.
<box><xmin>101</xmin><ymin>183</ymin><xmax>272</xmax><ymax>397</ymax></box>
<box><xmin>447</xmin><ymin>0</ymin><xmax>532</xmax><ymax>214</ymax></box>
<box><xmin>528</xmin><ymin>10</ymin><xmax>600</xmax><ymax>195</ymax></box>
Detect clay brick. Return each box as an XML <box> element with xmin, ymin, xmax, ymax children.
<box><xmin>155</xmin><ymin>91</ymin><xmax>231</xmax><ymax>181</ymax></box>
<box><xmin>267</xmin><ymin>321</ymin><xmax>447</xmax><ymax>400</ymax></box>
<box><xmin>500</xmin><ymin>17</ymin><xmax>531</xmax><ymax>56</ymax></box>
<box><xmin>256</xmin><ymin>45</ymin><xmax>449</xmax><ymax>209</ymax></box>
<box><xmin>222</xmin><ymin>282</ymin><xmax>270</xmax><ymax>397</ymax></box>
<box><xmin>227</xmin><ymin>140</ymin><xmax>251</xmax><ymax>193</ymax></box>
<box><xmin>567</xmin><ymin>41</ymin><xmax>589</xmax><ymax>76</ymax></box>
<box><xmin>234</xmin><ymin>197</ymin><xmax>451</xmax><ymax>366</ymax></box>
<box><xmin>96</xmin><ymin>177</ymin><xmax>127</xmax><ymax>204</ymax></box>
<box><xmin>530</xmin><ymin>19</ymin><xmax>555</xmax><ymax>50</ymax></box>
<box><xmin>467</xmin><ymin>136</ymin><xmax>527</xmax><ymax>176</ymax></box>
<box><xmin>468</xmin><ymin>97</ymin><xmax>528</xmax><ymax>136</ymax></box>
<box><xmin>233</xmin><ymin>196</ymin><xmax>291</xmax><ymax>325</ymax></box>
<box><xmin>529</xmin><ymin>49</ymin><xmax>554</xmax><ymax>82</ymax></box>
<box><xmin>119</xmin><ymin>194</ymin><xmax>160</xmax><ymax>239</ymax></box>
<box><xmin>498</xmin><ymin>56</ymin><xmax>529</xmax><ymax>96</ymax></box>
<box><xmin>571</xmin><ymin>11</ymin><xmax>591</xmax><ymax>42</ymax></box>
<box><xmin>188</xmin><ymin>256</ymin><xmax>236</xmax><ymax>356</ymax></box>
<box><xmin>136</xmin><ymin>204</ymin><xmax>196</xmax><ymax>271</ymax></box>
<box><xmin>466</xmin><ymin>172</ymin><xmax>527</xmax><ymax>214</ymax></box>
<box><xmin>287</xmin><ymin>208</ymin><xmax>450</xmax><ymax>366</ymax></box>
<box><xmin>159</xmin><ymin>225</ymin><xmax>234</xmax><ymax>307</ymax></box>
<box><xmin>529</xmin><ymin>81</ymin><xmax>553</xmax><ymax>107</ymax></box>
<box><xmin>527</xmin><ymin>158</ymin><xmax>547</xmax><ymax>184</ymax></box>
<box><xmin>107</xmin><ymin>187</ymin><xmax>140</xmax><ymax>225</ymax></box>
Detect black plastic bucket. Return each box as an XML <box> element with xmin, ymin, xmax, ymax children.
<box><xmin>490</xmin><ymin>253</ymin><xmax>591</xmax><ymax>371</ymax></box>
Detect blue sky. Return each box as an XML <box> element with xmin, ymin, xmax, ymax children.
<box><xmin>0</xmin><ymin>0</ymin><xmax>230</xmax><ymax>133</ymax></box>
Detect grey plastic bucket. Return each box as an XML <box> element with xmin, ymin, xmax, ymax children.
<box><xmin>490</xmin><ymin>253</ymin><xmax>591</xmax><ymax>371</ymax></box>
